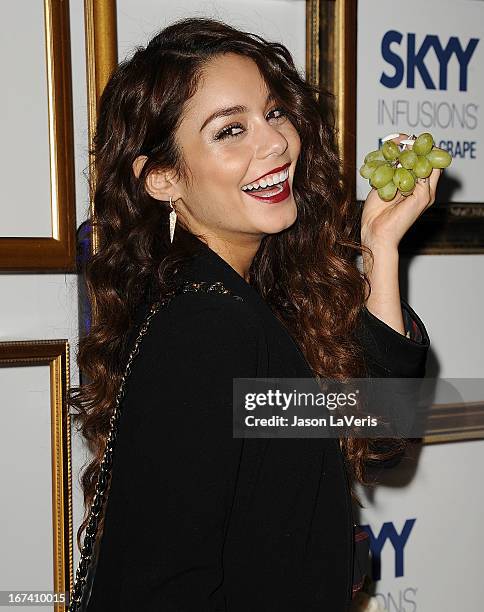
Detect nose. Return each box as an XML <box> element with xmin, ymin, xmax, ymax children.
<box><xmin>253</xmin><ymin>118</ymin><xmax>288</xmax><ymax>160</ymax></box>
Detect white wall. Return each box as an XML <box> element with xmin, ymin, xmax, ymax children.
<box><xmin>0</xmin><ymin>0</ymin><xmax>88</xmax><ymax>603</ymax></box>
<box><xmin>354</xmin><ymin>254</ymin><xmax>484</xmax><ymax>610</ymax></box>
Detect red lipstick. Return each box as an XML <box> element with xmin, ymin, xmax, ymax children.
<box><xmin>243</xmin><ymin>178</ymin><xmax>291</xmax><ymax>204</ymax></box>
<box><xmin>246</xmin><ymin>161</ymin><xmax>291</xmax><ymax>185</ymax></box>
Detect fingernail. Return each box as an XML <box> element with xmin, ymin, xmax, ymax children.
<box><xmin>381</xmin><ymin>133</ymin><xmax>400</xmax><ymax>142</ymax></box>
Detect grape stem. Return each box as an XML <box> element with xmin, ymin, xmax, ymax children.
<box><xmin>391</xmin><ymin>134</ymin><xmax>417</xmax><ymax>168</ymax></box>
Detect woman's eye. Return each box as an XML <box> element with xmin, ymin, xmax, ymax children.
<box><xmin>268</xmin><ymin>107</ymin><xmax>286</xmax><ymax>121</ymax></box>
<box><xmin>214</xmin><ymin>107</ymin><xmax>287</xmax><ymax>141</ymax></box>
<box><xmin>214</xmin><ymin>123</ymin><xmax>244</xmax><ymax>141</ymax></box>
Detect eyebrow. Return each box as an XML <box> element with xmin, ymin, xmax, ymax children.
<box><xmin>199</xmin><ymin>92</ymin><xmax>276</xmax><ymax>132</ymax></box>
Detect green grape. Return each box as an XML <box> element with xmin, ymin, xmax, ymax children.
<box><xmin>413</xmin><ymin>132</ymin><xmax>434</xmax><ymax>156</ymax></box>
<box><xmin>359</xmin><ymin>160</ymin><xmax>386</xmax><ymax>179</ymax></box>
<box><xmin>399</xmin><ymin>149</ymin><xmax>417</xmax><ymax>170</ymax></box>
<box><xmin>413</xmin><ymin>155</ymin><xmax>433</xmax><ymax>178</ymax></box>
<box><xmin>393</xmin><ymin>167</ymin><xmax>416</xmax><ymax>192</ymax></box>
<box><xmin>392</xmin><ymin>167</ymin><xmax>406</xmax><ymax>188</ymax></box>
<box><xmin>364</xmin><ymin>149</ymin><xmax>385</xmax><ymax>164</ymax></box>
<box><xmin>378</xmin><ymin>181</ymin><xmax>398</xmax><ymax>201</ymax></box>
<box><xmin>426</xmin><ymin>147</ymin><xmax>452</xmax><ymax>169</ymax></box>
<box><xmin>381</xmin><ymin>140</ymin><xmax>400</xmax><ymax>161</ymax></box>
<box><xmin>359</xmin><ymin>164</ymin><xmax>373</xmax><ymax>179</ymax></box>
<box><xmin>400</xmin><ymin>173</ymin><xmax>417</xmax><ymax>195</ymax></box>
<box><xmin>361</xmin><ymin>132</ymin><xmax>453</xmax><ymax>203</ymax></box>
<box><xmin>370</xmin><ymin>163</ymin><xmax>395</xmax><ymax>189</ymax></box>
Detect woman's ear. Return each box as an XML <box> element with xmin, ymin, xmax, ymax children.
<box><xmin>132</xmin><ymin>156</ymin><xmax>176</xmax><ymax>201</ymax></box>
<box><xmin>132</xmin><ymin>155</ymin><xmax>147</xmax><ymax>179</ymax></box>
<box><xmin>144</xmin><ymin>168</ymin><xmax>174</xmax><ymax>201</ymax></box>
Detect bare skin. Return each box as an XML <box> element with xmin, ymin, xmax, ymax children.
<box><xmin>133</xmin><ymin>52</ymin><xmax>301</xmax><ymax>283</ymax></box>
<box><xmin>361</xmin><ymin>134</ymin><xmax>442</xmax><ymax>334</ymax></box>
<box><xmin>133</xmin><ymin>54</ymin><xmax>442</xmax><ymax>336</ymax></box>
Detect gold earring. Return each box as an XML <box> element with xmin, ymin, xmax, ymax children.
<box><xmin>169</xmin><ymin>196</ymin><xmax>177</xmax><ymax>243</ymax></box>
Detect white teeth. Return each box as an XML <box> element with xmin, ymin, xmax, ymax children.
<box><xmin>242</xmin><ymin>167</ymin><xmax>289</xmax><ymax>191</ymax></box>
<box><xmin>381</xmin><ymin>133</ymin><xmax>400</xmax><ymax>142</ymax></box>
<box><xmin>400</xmin><ymin>138</ymin><xmax>416</xmax><ymax>146</ymax></box>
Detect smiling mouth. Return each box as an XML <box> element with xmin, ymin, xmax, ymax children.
<box><xmin>241</xmin><ymin>165</ymin><xmax>290</xmax><ymax>194</ymax></box>
<box><xmin>243</xmin><ymin>181</ymin><xmax>286</xmax><ymax>197</ymax></box>
<box><xmin>241</xmin><ymin>175</ymin><xmax>291</xmax><ymax>204</ymax></box>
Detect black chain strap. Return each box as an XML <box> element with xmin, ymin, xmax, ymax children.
<box><xmin>68</xmin><ymin>280</ymin><xmax>244</xmax><ymax>611</ymax></box>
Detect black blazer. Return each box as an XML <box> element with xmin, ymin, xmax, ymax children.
<box><xmin>86</xmin><ymin>238</ymin><xmax>429</xmax><ymax>612</ymax></box>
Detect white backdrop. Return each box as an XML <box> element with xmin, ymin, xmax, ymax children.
<box><xmin>356</xmin><ymin>0</ymin><xmax>484</xmax><ymax>203</ymax></box>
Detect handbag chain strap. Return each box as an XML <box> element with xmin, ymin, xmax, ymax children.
<box><xmin>68</xmin><ymin>280</ymin><xmax>244</xmax><ymax>611</ymax></box>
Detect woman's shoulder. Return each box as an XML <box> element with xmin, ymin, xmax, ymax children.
<box><xmin>164</xmin><ymin>289</ymin><xmax>265</xmax><ymax>334</ymax></box>
<box><xmin>135</xmin><ymin>289</ymin><xmax>267</xmax><ymax>362</ymax></box>
<box><xmin>123</xmin><ymin>289</ymin><xmax>269</xmax><ymax>392</ymax></box>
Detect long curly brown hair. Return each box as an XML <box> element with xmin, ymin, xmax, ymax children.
<box><xmin>69</xmin><ymin>16</ymin><xmax>403</xmax><ymax>552</ymax></box>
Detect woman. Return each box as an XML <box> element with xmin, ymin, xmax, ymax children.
<box><xmin>70</xmin><ymin>16</ymin><xmax>436</xmax><ymax>611</ymax></box>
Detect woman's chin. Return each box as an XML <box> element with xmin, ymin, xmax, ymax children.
<box><xmin>254</xmin><ymin>203</ymin><xmax>298</xmax><ymax>234</ymax></box>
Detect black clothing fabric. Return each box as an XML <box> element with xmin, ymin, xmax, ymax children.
<box><xmin>86</xmin><ymin>239</ymin><xmax>429</xmax><ymax>611</ymax></box>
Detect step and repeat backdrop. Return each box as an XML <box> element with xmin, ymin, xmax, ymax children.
<box><xmin>353</xmin><ymin>1</ymin><xmax>484</xmax><ymax>609</ymax></box>
<box><xmin>357</xmin><ymin>0</ymin><xmax>482</xmax><ymax>204</ymax></box>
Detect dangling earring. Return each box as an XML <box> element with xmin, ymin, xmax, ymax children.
<box><xmin>169</xmin><ymin>195</ymin><xmax>177</xmax><ymax>243</ymax></box>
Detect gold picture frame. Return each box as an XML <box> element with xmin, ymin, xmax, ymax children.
<box><xmin>0</xmin><ymin>0</ymin><xmax>77</xmax><ymax>271</ymax></box>
<box><xmin>307</xmin><ymin>0</ymin><xmax>484</xmax><ymax>254</ymax></box>
<box><xmin>0</xmin><ymin>340</ymin><xmax>72</xmax><ymax>610</ymax></box>
<box><xmin>84</xmin><ymin>0</ymin><xmax>118</xmax><ymax>258</ymax></box>
<box><xmin>422</xmin><ymin>400</ymin><xmax>484</xmax><ymax>444</ymax></box>
<box><xmin>80</xmin><ymin>0</ymin><xmax>118</xmax><ymax>333</ymax></box>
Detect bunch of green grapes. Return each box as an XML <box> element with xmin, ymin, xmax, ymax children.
<box><xmin>360</xmin><ymin>132</ymin><xmax>453</xmax><ymax>202</ymax></box>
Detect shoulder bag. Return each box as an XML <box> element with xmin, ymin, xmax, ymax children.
<box><xmin>68</xmin><ymin>280</ymin><xmax>243</xmax><ymax>611</ymax></box>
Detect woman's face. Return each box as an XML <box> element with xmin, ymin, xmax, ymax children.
<box><xmin>172</xmin><ymin>52</ymin><xmax>301</xmax><ymax>247</ymax></box>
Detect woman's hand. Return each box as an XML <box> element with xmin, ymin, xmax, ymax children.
<box><xmin>359</xmin><ymin>133</ymin><xmax>444</xmax><ymax>335</ymax></box>
<box><xmin>360</xmin><ymin>133</ymin><xmax>443</xmax><ymax>252</ymax></box>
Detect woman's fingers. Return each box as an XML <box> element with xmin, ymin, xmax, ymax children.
<box><xmin>414</xmin><ymin>167</ymin><xmax>442</xmax><ymax>209</ymax></box>
<box><xmin>388</xmin><ymin>133</ymin><xmax>442</xmax><ymax>208</ymax></box>
<box><xmin>429</xmin><ymin>167</ymin><xmax>443</xmax><ymax>199</ymax></box>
